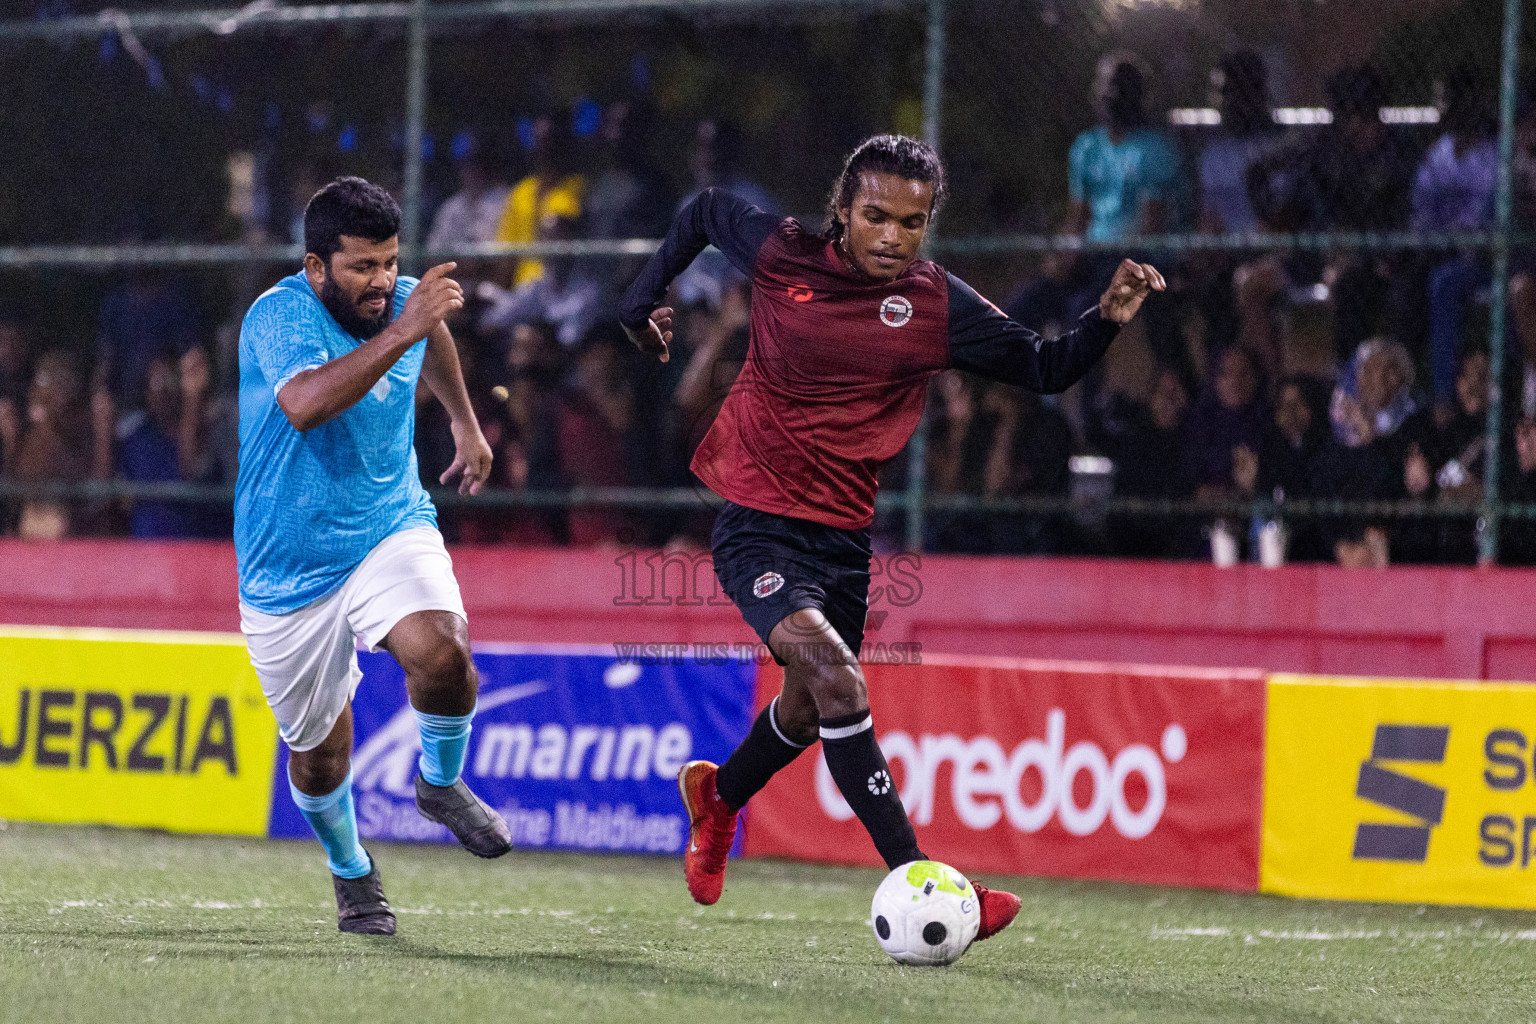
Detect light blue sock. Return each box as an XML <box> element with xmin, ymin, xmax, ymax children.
<box><xmin>415</xmin><ymin>706</ymin><xmax>475</xmax><ymax>787</ymax></box>
<box><xmin>289</xmin><ymin>770</ymin><xmax>372</xmax><ymax>879</ymax></box>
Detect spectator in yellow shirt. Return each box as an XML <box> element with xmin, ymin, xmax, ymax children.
<box><xmin>495</xmin><ymin>113</ymin><xmax>586</xmax><ymax>286</ymax></box>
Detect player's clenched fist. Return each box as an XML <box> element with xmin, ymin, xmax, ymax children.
<box><xmin>398</xmin><ymin>262</ymin><xmax>465</xmax><ymax>340</ymax></box>
<box><xmin>1098</xmin><ymin>259</ymin><xmax>1166</xmax><ymax>324</ymax></box>
<box><xmin>622</xmin><ymin>305</ymin><xmax>674</xmax><ymax>363</ymax></box>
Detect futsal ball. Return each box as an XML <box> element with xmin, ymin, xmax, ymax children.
<box><xmin>870</xmin><ymin>860</ymin><xmax>981</xmax><ymax>966</ymax></box>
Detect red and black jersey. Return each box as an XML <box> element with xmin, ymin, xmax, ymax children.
<box><xmin>620</xmin><ymin>188</ymin><xmax>1120</xmax><ymax>529</ymax></box>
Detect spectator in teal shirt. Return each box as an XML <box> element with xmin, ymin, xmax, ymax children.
<box><xmin>1067</xmin><ymin>56</ymin><xmax>1182</xmax><ymax>242</ymax></box>
<box><xmin>1005</xmin><ymin>54</ymin><xmax>1185</xmax><ymax>434</ymax></box>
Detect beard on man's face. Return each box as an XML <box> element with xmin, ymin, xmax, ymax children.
<box><xmin>319</xmin><ymin>271</ymin><xmax>395</xmax><ymax>340</ymax></box>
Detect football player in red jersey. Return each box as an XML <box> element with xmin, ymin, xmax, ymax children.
<box><xmin>620</xmin><ymin>135</ymin><xmax>1163</xmax><ymax>940</ymax></box>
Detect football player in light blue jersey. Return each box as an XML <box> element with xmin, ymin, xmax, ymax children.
<box><xmin>236</xmin><ymin>178</ymin><xmax>510</xmax><ymax>936</ymax></box>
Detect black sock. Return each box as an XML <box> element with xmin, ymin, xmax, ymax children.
<box><xmin>819</xmin><ymin>709</ymin><xmax>924</xmax><ymax>869</ymax></box>
<box><xmin>715</xmin><ymin>697</ymin><xmax>810</xmax><ymax>811</ymax></box>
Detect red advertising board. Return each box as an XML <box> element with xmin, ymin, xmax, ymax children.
<box><xmin>743</xmin><ymin>656</ymin><xmax>1267</xmax><ymax>891</ymax></box>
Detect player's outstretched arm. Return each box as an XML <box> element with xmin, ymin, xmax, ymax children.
<box><xmin>618</xmin><ymin>188</ymin><xmax>778</xmax><ymax>363</ymax></box>
<box><xmin>277</xmin><ymin>262</ymin><xmax>464</xmax><ymax>432</ymax></box>
<box><xmin>945</xmin><ymin>259</ymin><xmax>1165</xmax><ymax>394</ymax></box>
<box><xmin>421</xmin><ymin>320</ymin><xmax>493</xmax><ymax>495</ymax></box>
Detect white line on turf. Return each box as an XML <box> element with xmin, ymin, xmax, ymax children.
<box><xmin>1151</xmin><ymin>926</ymin><xmax>1536</xmax><ymax>943</ymax></box>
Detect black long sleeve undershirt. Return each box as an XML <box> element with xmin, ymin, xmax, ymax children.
<box><xmin>622</xmin><ymin>189</ymin><xmax>1119</xmax><ymax>395</ymax></box>
<box><xmin>619</xmin><ymin>187</ymin><xmax>779</xmax><ymax>332</ymax></box>
<box><xmin>945</xmin><ymin>272</ymin><xmax>1120</xmax><ymax>394</ymax></box>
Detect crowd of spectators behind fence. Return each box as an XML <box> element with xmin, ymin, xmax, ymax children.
<box><xmin>14</xmin><ymin>51</ymin><xmax>1536</xmax><ymax>566</ymax></box>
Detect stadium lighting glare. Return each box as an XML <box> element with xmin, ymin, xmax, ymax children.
<box><xmin>1167</xmin><ymin>107</ymin><xmax>1222</xmax><ymax>125</ymax></box>
<box><xmin>1380</xmin><ymin>106</ymin><xmax>1442</xmax><ymax>124</ymax></box>
<box><xmin>1272</xmin><ymin>107</ymin><xmax>1333</xmax><ymax>125</ymax></box>
<box><xmin>1104</xmin><ymin>0</ymin><xmax>1199</xmax><ymax>9</ymax></box>
<box><xmin>1068</xmin><ymin>456</ymin><xmax>1115</xmax><ymax>476</ymax></box>
<box><xmin>1168</xmin><ymin>106</ymin><xmax>1441</xmax><ymax>126</ymax></box>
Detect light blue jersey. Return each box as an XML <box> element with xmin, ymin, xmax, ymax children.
<box><xmin>1068</xmin><ymin>126</ymin><xmax>1182</xmax><ymax>242</ymax></box>
<box><xmin>235</xmin><ymin>272</ymin><xmax>436</xmax><ymax>614</ymax></box>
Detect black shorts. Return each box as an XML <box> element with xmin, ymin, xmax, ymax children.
<box><xmin>711</xmin><ymin>501</ymin><xmax>872</xmax><ymax>663</ymax></box>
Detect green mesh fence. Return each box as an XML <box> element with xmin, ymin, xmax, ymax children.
<box><xmin>0</xmin><ymin>0</ymin><xmax>1528</xmax><ymax>565</ymax></box>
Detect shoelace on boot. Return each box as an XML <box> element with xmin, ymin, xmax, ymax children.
<box><xmin>699</xmin><ymin>801</ymin><xmax>736</xmax><ymax>873</ymax></box>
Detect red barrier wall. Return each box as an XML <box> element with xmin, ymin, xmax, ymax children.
<box><xmin>1</xmin><ymin>540</ymin><xmax>1532</xmax><ymax>680</ymax></box>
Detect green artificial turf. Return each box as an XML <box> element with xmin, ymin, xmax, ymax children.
<box><xmin>1</xmin><ymin>822</ymin><xmax>1532</xmax><ymax>1023</ymax></box>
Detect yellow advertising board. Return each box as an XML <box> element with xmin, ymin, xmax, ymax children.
<box><xmin>0</xmin><ymin>626</ymin><xmax>275</xmax><ymax>836</ymax></box>
<box><xmin>1263</xmin><ymin>672</ymin><xmax>1536</xmax><ymax>909</ymax></box>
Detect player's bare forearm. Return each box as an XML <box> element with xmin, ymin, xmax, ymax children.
<box><xmin>422</xmin><ymin>322</ymin><xmax>493</xmax><ymax>495</ymax></box>
<box><xmin>276</xmin><ymin>323</ymin><xmax>424</xmax><ymax>432</ymax></box>
<box><xmin>421</xmin><ymin>322</ymin><xmax>476</xmax><ymax>427</ymax></box>
<box><xmin>279</xmin><ymin>262</ymin><xmax>465</xmax><ymax>432</ymax></box>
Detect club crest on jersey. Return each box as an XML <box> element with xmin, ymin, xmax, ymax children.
<box><xmin>879</xmin><ymin>295</ymin><xmax>913</xmax><ymax>328</ymax></box>
<box><xmin>752</xmin><ymin>571</ymin><xmax>786</xmax><ymax>599</ymax></box>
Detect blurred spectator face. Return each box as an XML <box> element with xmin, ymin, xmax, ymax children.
<box><xmin>291</xmin><ymin>163</ymin><xmax>329</xmax><ymax>216</ymax></box>
<box><xmin>601</xmin><ymin>100</ymin><xmax>653</xmax><ymax>171</ymax></box>
<box><xmin>28</xmin><ymin>350</ymin><xmax>84</xmax><ymax>425</ymax></box>
<box><xmin>457</xmin><ymin>152</ymin><xmax>494</xmax><ymax>195</ymax></box>
<box><xmin>689</xmin><ymin>119</ymin><xmax>743</xmax><ymax>187</ymax></box>
<box><xmin>530</xmin><ymin>116</ymin><xmax>574</xmax><ymax>180</ymax></box>
<box><xmin>1149</xmin><ymin>368</ymin><xmax>1188</xmax><ymax>431</ymax></box>
<box><xmin>0</xmin><ymin>322</ymin><xmax>28</xmax><ymax>380</ymax></box>
<box><xmin>1438</xmin><ymin>64</ymin><xmax>1486</xmax><ymax>139</ymax></box>
<box><xmin>536</xmin><ymin>213</ymin><xmax>581</xmax><ymax>281</ymax></box>
<box><xmin>1275</xmin><ymin>381</ymin><xmax>1312</xmax><ymax>444</ymax></box>
<box><xmin>1214</xmin><ymin>348</ymin><xmax>1258</xmax><ymax>411</ymax></box>
<box><xmin>1216</xmin><ymin>51</ymin><xmax>1268</xmax><ymax>134</ymax></box>
<box><xmin>509</xmin><ymin>321</ymin><xmax>560</xmax><ymax>376</ymax></box>
<box><xmin>145</xmin><ymin>355</ymin><xmax>181</xmax><ymax>428</ymax></box>
<box><xmin>1094</xmin><ymin>58</ymin><xmax>1146</xmax><ymax>131</ymax></box>
<box><xmin>602</xmin><ymin>101</ymin><xmax>633</xmax><ymax>145</ymax></box>
<box><xmin>1456</xmin><ymin>350</ymin><xmax>1490</xmax><ymax>418</ymax></box>
<box><xmin>1326</xmin><ymin>65</ymin><xmax>1387</xmax><ymax>151</ymax></box>
<box><xmin>576</xmin><ymin>338</ymin><xmax>619</xmax><ymax>390</ymax></box>
<box><xmin>573</xmin><ymin>335</ymin><xmax>632</xmax><ymax>433</ymax></box>
<box><xmin>1357</xmin><ymin>344</ymin><xmax>1408</xmax><ymax>418</ymax></box>
<box><xmin>690</xmin><ymin>120</ymin><xmax>721</xmax><ymax>185</ymax></box>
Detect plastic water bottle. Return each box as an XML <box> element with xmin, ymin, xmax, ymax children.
<box><xmin>1210</xmin><ymin>520</ymin><xmax>1239</xmax><ymax>567</ymax></box>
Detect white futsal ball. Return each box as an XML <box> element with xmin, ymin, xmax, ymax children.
<box><xmin>870</xmin><ymin>860</ymin><xmax>981</xmax><ymax>966</ymax></box>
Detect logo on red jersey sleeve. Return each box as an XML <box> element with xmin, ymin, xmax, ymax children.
<box><xmin>787</xmin><ymin>286</ymin><xmax>816</xmax><ymax>303</ymax></box>
<box><xmin>879</xmin><ymin>295</ymin><xmax>914</xmax><ymax>328</ymax></box>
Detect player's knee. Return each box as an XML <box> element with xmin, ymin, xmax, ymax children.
<box><xmin>410</xmin><ymin>639</ymin><xmax>477</xmax><ymax>706</ymax></box>
<box><xmin>802</xmin><ymin>661</ymin><xmax>867</xmax><ymax>719</ymax></box>
<box><xmin>289</xmin><ymin>746</ymin><xmax>349</xmax><ymax>795</ymax></box>
<box><xmin>774</xmin><ymin>689</ymin><xmax>821</xmax><ymax>744</ymax></box>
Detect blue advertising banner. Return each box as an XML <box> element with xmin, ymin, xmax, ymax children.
<box><xmin>267</xmin><ymin>645</ymin><xmax>757</xmax><ymax>856</ymax></box>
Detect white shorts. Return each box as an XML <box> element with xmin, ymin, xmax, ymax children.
<box><xmin>240</xmin><ymin>526</ymin><xmax>467</xmax><ymax>753</ymax></box>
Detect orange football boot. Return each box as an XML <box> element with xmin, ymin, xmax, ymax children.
<box><xmin>973</xmin><ymin>882</ymin><xmax>1022</xmax><ymax>940</ymax></box>
<box><xmin>677</xmin><ymin>760</ymin><xmax>739</xmax><ymax>905</ymax></box>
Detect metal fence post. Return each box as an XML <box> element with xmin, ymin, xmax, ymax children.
<box><xmin>400</xmin><ymin>0</ymin><xmax>431</xmax><ymax>271</ymax></box>
<box><xmin>906</xmin><ymin>0</ymin><xmax>945</xmax><ymax>553</ymax></box>
<box><xmin>1479</xmin><ymin>0</ymin><xmax>1524</xmax><ymax>565</ymax></box>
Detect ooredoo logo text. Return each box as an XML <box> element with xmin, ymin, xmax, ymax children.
<box><xmin>814</xmin><ymin>708</ymin><xmax>1186</xmax><ymax>840</ymax></box>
